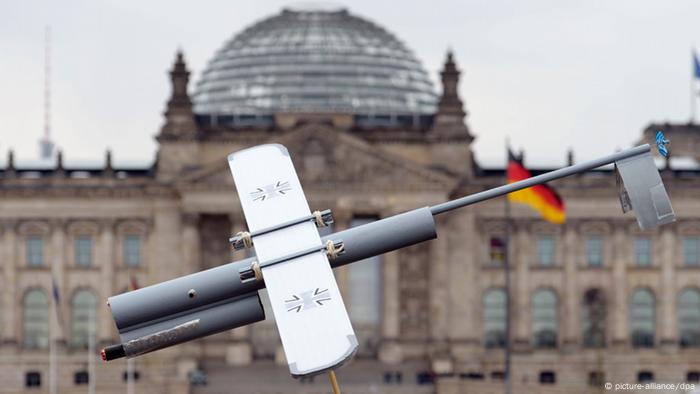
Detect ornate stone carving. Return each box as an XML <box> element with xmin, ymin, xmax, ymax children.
<box><xmin>179</xmin><ymin>124</ymin><xmax>456</xmax><ymax>193</ymax></box>
<box><xmin>158</xmin><ymin>51</ymin><xmax>197</xmax><ymax>139</ymax></box>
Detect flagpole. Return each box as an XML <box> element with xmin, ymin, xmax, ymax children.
<box><xmin>49</xmin><ymin>296</ymin><xmax>57</xmax><ymax>394</ymax></box>
<box><xmin>504</xmin><ymin>141</ymin><xmax>513</xmax><ymax>394</ymax></box>
<box><xmin>88</xmin><ymin>307</ymin><xmax>96</xmax><ymax>394</ymax></box>
<box><xmin>691</xmin><ymin>65</ymin><xmax>696</xmax><ymax>124</ymax></box>
<box><xmin>49</xmin><ymin>332</ymin><xmax>56</xmax><ymax>394</ymax></box>
<box><xmin>127</xmin><ymin>271</ymin><xmax>136</xmax><ymax>394</ymax></box>
<box><xmin>692</xmin><ymin>48</ymin><xmax>698</xmax><ymax>123</ymax></box>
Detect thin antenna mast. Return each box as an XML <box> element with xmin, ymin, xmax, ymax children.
<box><xmin>40</xmin><ymin>25</ymin><xmax>55</xmax><ymax>160</ymax></box>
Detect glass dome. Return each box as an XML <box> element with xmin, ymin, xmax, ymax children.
<box><xmin>193</xmin><ymin>7</ymin><xmax>437</xmax><ymax>117</ymax></box>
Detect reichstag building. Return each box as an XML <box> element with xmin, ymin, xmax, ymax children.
<box><xmin>1</xmin><ymin>6</ymin><xmax>699</xmax><ymax>394</ymax></box>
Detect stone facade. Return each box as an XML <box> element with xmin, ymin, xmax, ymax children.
<box><xmin>1</xmin><ymin>48</ymin><xmax>699</xmax><ymax>394</ymax></box>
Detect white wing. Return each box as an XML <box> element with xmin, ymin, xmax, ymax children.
<box><xmin>228</xmin><ymin>144</ymin><xmax>357</xmax><ymax>377</ymax></box>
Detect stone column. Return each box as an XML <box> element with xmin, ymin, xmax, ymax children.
<box><xmin>98</xmin><ymin>219</ymin><xmax>115</xmax><ymax>342</ymax></box>
<box><xmin>379</xmin><ymin>248</ymin><xmax>402</xmax><ymax>364</ymax></box>
<box><xmin>372</xmin><ymin>207</ymin><xmax>402</xmax><ymax>364</ymax></box>
<box><xmin>658</xmin><ymin>226</ymin><xmax>676</xmax><ymax>349</ymax></box>
<box><xmin>50</xmin><ymin>219</ymin><xmax>67</xmax><ymax>344</ymax></box>
<box><xmin>181</xmin><ymin>213</ymin><xmax>200</xmax><ymax>276</ymax></box>
<box><xmin>146</xmin><ymin>201</ymin><xmax>183</xmax><ymax>382</ymax></box>
<box><xmin>610</xmin><ymin>222</ymin><xmax>627</xmax><ymax>347</ymax></box>
<box><xmin>227</xmin><ymin>213</ymin><xmax>252</xmax><ymax>366</ymax></box>
<box><xmin>446</xmin><ymin>208</ymin><xmax>477</xmax><ymax>362</ymax></box>
<box><xmin>1</xmin><ymin>220</ymin><xmax>17</xmax><ymax>345</ymax></box>
<box><xmin>562</xmin><ymin>222</ymin><xmax>579</xmax><ymax>349</ymax></box>
<box><xmin>175</xmin><ymin>213</ymin><xmax>203</xmax><ymax>364</ymax></box>
<box><xmin>513</xmin><ymin>221</ymin><xmax>531</xmax><ymax>349</ymax></box>
<box><xmin>149</xmin><ymin>202</ymin><xmax>183</xmax><ymax>283</ymax></box>
<box><xmin>428</xmin><ymin>213</ymin><xmax>451</xmax><ymax>372</ymax></box>
<box><xmin>332</xmin><ymin>210</ymin><xmax>352</xmax><ymax>300</ymax></box>
<box><xmin>429</xmin><ymin>214</ymin><xmax>450</xmax><ymax>342</ymax></box>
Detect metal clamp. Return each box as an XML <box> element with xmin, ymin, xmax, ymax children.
<box><xmin>238</xmin><ymin>240</ymin><xmax>345</xmax><ymax>282</ymax></box>
<box><xmin>238</xmin><ymin>261</ymin><xmax>262</xmax><ymax>283</ymax></box>
<box><xmin>229</xmin><ymin>209</ymin><xmax>334</xmax><ymax>250</ymax></box>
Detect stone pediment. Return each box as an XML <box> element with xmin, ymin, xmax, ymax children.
<box><xmin>177</xmin><ymin>123</ymin><xmax>457</xmax><ymax>193</ymax></box>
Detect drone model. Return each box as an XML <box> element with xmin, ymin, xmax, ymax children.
<box><xmin>228</xmin><ymin>145</ymin><xmax>356</xmax><ymax>376</ymax></box>
<box><xmin>101</xmin><ymin>142</ymin><xmax>675</xmax><ymax>386</ymax></box>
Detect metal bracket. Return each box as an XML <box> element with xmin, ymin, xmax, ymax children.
<box><xmin>238</xmin><ymin>240</ymin><xmax>345</xmax><ymax>282</ymax></box>
<box><xmin>229</xmin><ymin>209</ymin><xmax>334</xmax><ymax>250</ymax></box>
<box><xmin>615</xmin><ymin>152</ymin><xmax>675</xmax><ymax>230</ymax></box>
<box><xmin>238</xmin><ymin>261</ymin><xmax>262</xmax><ymax>283</ymax></box>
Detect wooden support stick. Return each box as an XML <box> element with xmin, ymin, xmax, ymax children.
<box><xmin>328</xmin><ymin>370</ymin><xmax>341</xmax><ymax>394</ymax></box>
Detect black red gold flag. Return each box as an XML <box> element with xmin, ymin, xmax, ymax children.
<box><xmin>507</xmin><ymin>150</ymin><xmax>565</xmax><ymax>224</ymax></box>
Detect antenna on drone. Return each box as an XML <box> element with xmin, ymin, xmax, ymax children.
<box><xmin>39</xmin><ymin>25</ymin><xmax>55</xmax><ymax>160</ymax></box>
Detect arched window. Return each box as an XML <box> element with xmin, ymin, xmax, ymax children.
<box><xmin>124</xmin><ymin>235</ymin><xmax>142</xmax><ymax>267</ymax></box>
<box><xmin>637</xmin><ymin>371</ymin><xmax>654</xmax><ymax>383</ymax></box>
<box><xmin>70</xmin><ymin>290</ymin><xmax>97</xmax><ymax>348</ymax></box>
<box><xmin>532</xmin><ymin>289</ymin><xmax>558</xmax><ymax>348</ymax></box>
<box><xmin>582</xmin><ymin>289</ymin><xmax>606</xmax><ymax>348</ymax></box>
<box><xmin>23</xmin><ymin>289</ymin><xmax>49</xmax><ymax>349</ymax></box>
<box><xmin>630</xmin><ymin>288</ymin><xmax>655</xmax><ymax>347</ymax></box>
<box><xmin>679</xmin><ymin>288</ymin><xmax>700</xmax><ymax>347</ymax></box>
<box><xmin>484</xmin><ymin>288</ymin><xmax>507</xmax><ymax>348</ymax></box>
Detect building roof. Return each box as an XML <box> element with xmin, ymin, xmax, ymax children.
<box><xmin>642</xmin><ymin>122</ymin><xmax>700</xmax><ymax>162</ymax></box>
<box><xmin>192</xmin><ymin>7</ymin><xmax>437</xmax><ymax>117</ymax></box>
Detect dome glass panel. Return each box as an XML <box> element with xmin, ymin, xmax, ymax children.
<box><xmin>193</xmin><ymin>7</ymin><xmax>437</xmax><ymax>116</ymax></box>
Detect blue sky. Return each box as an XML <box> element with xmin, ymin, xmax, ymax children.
<box><xmin>1</xmin><ymin>0</ymin><xmax>698</xmax><ymax>167</ymax></box>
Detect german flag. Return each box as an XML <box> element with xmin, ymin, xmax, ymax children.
<box><xmin>507</xmin><ymin>150</ymin><xmax>565</xmax><ymax>224</ymax></box>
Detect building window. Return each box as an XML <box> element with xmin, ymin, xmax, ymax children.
<box><xmin>484</xmin><ymin>289</ymin><xmax>507</xmax><ymax>348</ymax></box>
<box><xmin>582</xmin><ymin>289</ymin><xmax>606</xmax><ymax>348</ymax></box>
<box><xmin>537</xmin><ymin>235</ymin><xmax>555</xmax><ymax>266</ymax></box>
<box><xmin>189</xmin><ymin>369</ymin><xmax>208</xmax><ymax>386</ymax></box>
<box><xmin>634</xmin><ymin>238</ymin><xmax>651</xmax><ymax>266</ymax></box>
<box><xmin>75</xmin><ymin>236</ymin><xmax>92</xmax><ymax>267</ymax></box>
<box><xmin>588</xmin><ymin>371</ymin><xmax>605</xmax><ymax>387</ymax></box>
<box><xmin>415</xmin><ymin>371</ymin><xmax>435</xmax><ymax>385</ymax></box>
<box><xmin>679</xmin><ymin>288</ymin><xmax>700</xmax><ymax>347</ymax></box>
<box><xmin>382</xmin><ymin>370</ymin><xmax>403</xmax><ymax>384</ymax></box>
<box><xmin>489</xmin><ymin>236</ymin><xmax>506</xmax><ymax>266</ymax></box>
<box><xmin>683</xmin><ymin>237</ymin><xmax>699</xmax><ymax>266</ymax></box>
<box><xmin>461</xmin><ymin>372</ymin><xmax>484</xmax><ymax>380</ymax></box>
<box><xmin>124</xmin><ymin>235</ymin><xmax>141</xmax><ymax>267</ymax></box>
<box><xmin>586</xmin><ymin>236</ymin><xmax>604</xmax><ymax>267</ymax></box>
<box><xmin>74</xmin><ymin>371</ymin><xmax>89</xmax><ymax>385</ymax></box>
<box><xmin>23</xmin><ymin>289</ymin><xmax>49</xmax><ymax>349</ymax></box>
<box><xmin>490</xmin><ymin>371</ymin><xmax>505</xmax><ymax>380</ymax></box>
<box><xmin>70</xmin><ymin>290</ymin><xmax>97</xmax><ymax>348</ymax></box>
<box><xmin>630</xmin><ymin>289</ymin><xmax>655</xmax><ymax>347</ymax></box>
<box><xmin>25</xmin><ymin>371</ymin><xmax>41</xmax><ymax>388</ymax></box>
<box><xmin>26</xmin><ymin>236</ymin><xmax>44</xmax><ymax>267</ymax></box>
<box><xmin>532</xmin><ymin>289</ymin><xmax>558</xmax><ymax>348</ymax></box>
<box><xmin>539</xmin><ymin>371</ymin><xmax>556</xmax><ymax>384</ymax></box>
<box><xmin>688</xmin><ymin>371</ymin><xmax>700</xmax><ymax>382</ymax></box>
<box><xmin>637</xmin><ymin>371</ymin><xmax>654</xmax><ymax>383</ymax></box>
<box><xmin>122</xmin><ymin>370</ymin><xmax>140</xmax><ymax>382</ymax></box>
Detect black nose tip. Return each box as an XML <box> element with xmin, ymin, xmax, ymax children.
<box><xmin>101</xmin><ymin>344</ymin><xmax>126</xmax><ymax>361</ymax></box>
